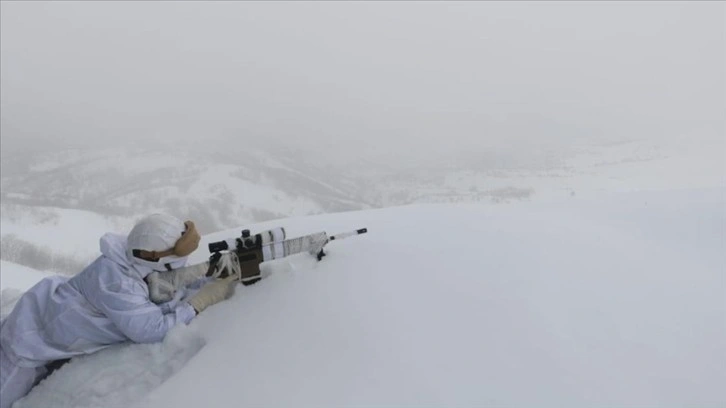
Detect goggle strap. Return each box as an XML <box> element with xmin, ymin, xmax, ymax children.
<box><xmin>131</xmin><ymin>221</ymin><xmax>200</xmax><ymax>262</ymax></box>
<box><xmin>132</xmin><ymin>249</ymin><xmax>175</xmax><ymax>262</ymax></box>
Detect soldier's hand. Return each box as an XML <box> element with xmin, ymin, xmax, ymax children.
<box><xmin>187</xmin><ymin>276</ymin><xmax>237</xmax><ymax>314</ymax></box>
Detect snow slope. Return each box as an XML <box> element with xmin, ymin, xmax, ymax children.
<box><xmin>0</xmin><ymin>206</ymin><xmax>133</xmax><ymax>273</ymax></box>
<box><xmin>0</xmin><ymin>261</ymin><xmax>53</xmax><ymax>320</ymax></box>
<box><xmin>6</xmin><ymin>188</ymin><xmax>726</xmax><ymax>407</ymax></box>
<box><xmin>0</xmin><ymin>261</ymin><xmax>52</xmax><ymax>292</ymax></box>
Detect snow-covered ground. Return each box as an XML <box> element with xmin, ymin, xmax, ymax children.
<box><xmin>0</xmin><ymin>261</ymin><xmax>52</xmax><ymax>293</ymax></box>
<box><xmin>0</xmin><ymin>207</ymin><xmax>134</xmax><ymax>273</ymax></box>
<box><xmin>2</xmin><ymin>187</ymin><xmax>724</xmax><ymax>407</ymax></box>
<box><xmin>0</xmin><ymin>261</ymin><xmax>53</xmax><ymax>321</ymax></box>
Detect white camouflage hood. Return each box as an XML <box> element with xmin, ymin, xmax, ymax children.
<box><xmin>99</xmin><ymin>233</ymin><xmax>153</xmax><ymax>280</ymax></box>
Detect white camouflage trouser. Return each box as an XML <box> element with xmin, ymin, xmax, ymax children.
<box><xmin>0</xmin><ymin>321</ymin><xmax>47</xmax><ymax>408</ymax></box>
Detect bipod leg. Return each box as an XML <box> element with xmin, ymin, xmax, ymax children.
<box><xmin>316</xmin><ymin>249</ymin><xmax>326</xmax><ymax>261</ymax></box>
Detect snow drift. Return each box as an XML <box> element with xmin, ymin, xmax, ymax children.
<box><xmin>3</xmin><ymin>188</ymin><xmax>724</xmax><ymax>407</ymax></box>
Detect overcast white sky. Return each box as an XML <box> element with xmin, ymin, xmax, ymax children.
<box><xmin>1</xmin><ymin>1</ymin><xmax>724</xmax><ymax>165</ymax></box>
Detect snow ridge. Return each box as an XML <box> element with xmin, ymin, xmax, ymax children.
<box><xmin>2</xmin><ymin>188</ymin><xmax>724</xmax><ymax>407</ymax></box>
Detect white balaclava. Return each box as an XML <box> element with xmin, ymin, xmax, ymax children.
<box><xmin>127</xmin><ymin>214</ymin><xmax>189</xmax><ymax>271</ymax></box>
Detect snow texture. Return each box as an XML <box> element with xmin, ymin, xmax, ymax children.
<box><xmin>2</xmin><ymin>188</ymin><xmax>725</xmax><ymax>407</ymax></box>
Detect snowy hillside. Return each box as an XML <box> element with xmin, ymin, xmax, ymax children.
<box><xmin>0</xmin><ymin>145</ymin><xmax>373</xmax><ymax>273</ymax></box>
<box><xmin>3</xmin><ymin>187</ymin><xmax>724</xmax><ymax>407</ymax></box>
<box><xmin>0</xmin><ymin>147</ymin><xmax>365</xmax><ymax>233</ymax></box>
<box><xmin>3</xmin><ymin>138</ymin><xmax>722</xmax><ymax>275</ymax></box>
<box><xmin>362</xmin><ymin>138</ymin><xmax>726</xmax><ymax>205</ymax></box>
<box><xmin>4</xmin><ymin>138</ymin><xmax>722</xmax><ymax>233</ymax></box>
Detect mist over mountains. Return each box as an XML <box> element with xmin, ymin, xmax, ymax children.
<box><xmin>2</xmin><ymin>137</ymin><xmax>722</xmax><ymax>234</ymax></box>
<box><xmin>1</xmin><ymin>134</ymin><xmax>722</xmax><ymax>276</ymax></box>
<box><xmin>1</xmin><ymin>145</ymin><xmax>362</xmax><ymax>233</ymax></box>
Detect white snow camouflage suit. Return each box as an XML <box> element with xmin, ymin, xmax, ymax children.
<box><xmin>0</xmin><ymin>233</ymin><xmax>199</xmax><ymax>408</ymax></box>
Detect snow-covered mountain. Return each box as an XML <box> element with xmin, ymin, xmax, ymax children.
<box><xmin>4</xmin><ymin>139</ymin><xmax>721</xmax><ymax>224</ymax></box>
<box><xmin>2</xmin><ymin>139</ymin><xmax>722</xmax><ymax>275</ymax></box>
<box><xmin>2</xmin><ymin>187</ymin><xmax>724</xmax><ymax>407</ymax></box>
<box><xmin>0</xmin><ymin>146</ymin><xmax>367</xmax><ymax>231</ymax></box>
<box><xmin>0</xmin><ymin>145</ymin><xmax>369</xmax><ymax>273</ymax></box>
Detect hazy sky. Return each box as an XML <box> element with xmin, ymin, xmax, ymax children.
<box><xmin>1</xmin><ymin>1</ymin><xmax>724</xmax><ymax>164</ymax></box>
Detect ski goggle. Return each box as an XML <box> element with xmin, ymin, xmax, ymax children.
<box><xmin>132</xmin><ymin>221</ymin><xmax>201</xmax><ymax>262</ymax></box>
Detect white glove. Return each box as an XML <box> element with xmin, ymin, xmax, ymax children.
<box><xmin>187</xmin><ymin>276</ymin><xmax>237</xmax><ymax>314</ymax></box>
<box><xmin>147</xmin><ymin>263</ymin><xmax>208</xmax><ymax>304</ymax></box>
